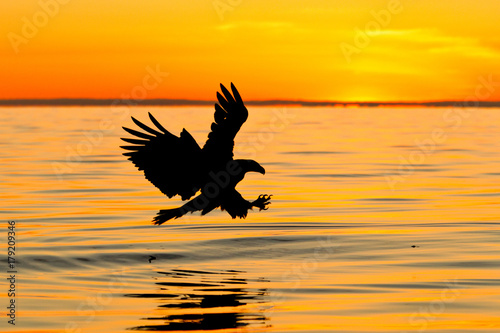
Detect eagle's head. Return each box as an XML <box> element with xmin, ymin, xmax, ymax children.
<box><xmin>236</xmin><ymin>159</ymin><xmax>265</xmax><ymax>175</ymax></box>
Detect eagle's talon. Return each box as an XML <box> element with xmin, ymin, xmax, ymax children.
<box><xmin>252</xmin><ymin>194</ymin><xmax>272</xmax><ymax>211</ymax></box>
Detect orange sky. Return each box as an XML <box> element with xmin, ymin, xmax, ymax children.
<box><xmin>1</xmin><ymin>0</ymin><xmax>499</xmax><ymax>101</ymax></box>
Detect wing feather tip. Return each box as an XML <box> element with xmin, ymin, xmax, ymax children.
<box><xmin>131</xmin><ymin>116</ymin><xmax>162</xmax><ymax>136</ymax></box>
<box><xmin>230</xmin><ymin>83</ymin><xmax>243</xmax><ymax>104</ymax></box>
<box><xmin>148</xmin><ymin>112</ymin><xmax>169</xmax><ymax>134</ymax></box>
<box><xmin>120</xmin><ymin>145</ymin><xmax>139</xmax><ymax>151</ymax></box>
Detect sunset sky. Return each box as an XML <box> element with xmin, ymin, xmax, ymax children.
<box><xmin>1</xmin><ymin>0</ymin><xmax>499</xmax><ymax>101</ymax></box>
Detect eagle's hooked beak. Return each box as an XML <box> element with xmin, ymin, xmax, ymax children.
<box><xmin>252</xmin><ymin>163</ymin><xmax>265</xmax><ymax>175</ymax></box>
<box><xmin>239</xmin><ymin>159</ymin><xmax>266</xmax><ymax>175</ymax></box>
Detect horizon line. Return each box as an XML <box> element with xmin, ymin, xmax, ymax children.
<box><xmin>1</xmin><ymin>98</ymin><xmax>500</xmax><ymax>108</ymax></box>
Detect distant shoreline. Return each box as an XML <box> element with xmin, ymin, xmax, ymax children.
<box><xmin>1</xmin><ymin>99</ymin><xmax>500</xmax><ymax>108</ymax></box>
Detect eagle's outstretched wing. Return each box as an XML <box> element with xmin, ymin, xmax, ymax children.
<box><xmin>120</xmin><ymin>113</ymin><xmax>204</xmax><ymax>200</ymax></box>
<box><xmin>202</xmin><ymin>83</ymin><xmax>248</xmax><ymax>164</ymax></box>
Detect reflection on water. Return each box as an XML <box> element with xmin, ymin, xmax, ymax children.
<box><xmin>126</xmin><ymin>269</ymin><xmax>269</xmax><ymax>331</ymax></box>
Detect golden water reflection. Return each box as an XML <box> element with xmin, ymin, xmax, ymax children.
<box><xmin>1</xmin><ymin>107</ymin><xmax>500</xmax><ymax>332</ymax></box>
<box><xmin>126</xmin><ymin>269</ymin><xmax>269</xmax><ymax>331</ymax></box>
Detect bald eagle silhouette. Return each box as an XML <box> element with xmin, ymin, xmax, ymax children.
<box><xmin>121</xmin><ymin>83</ymin><xmax>271</xmax><ymax>225</ymax></box>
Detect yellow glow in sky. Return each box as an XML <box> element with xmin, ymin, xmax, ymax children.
<box><xmin>0</xmin><ymin>0</ymin><xmax>499</xmax><ymax>101</ymax></box>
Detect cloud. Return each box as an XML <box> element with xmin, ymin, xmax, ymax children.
<box><xmin>372</xmin><ymin>28</ymin><xmax>499</xmax><ymax>58</ymax></box>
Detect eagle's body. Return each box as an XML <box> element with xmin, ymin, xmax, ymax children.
<box><xmin>120</xmin><ymin>83</ymin><xmax>271</xmax><ymax>224</ymax></box>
